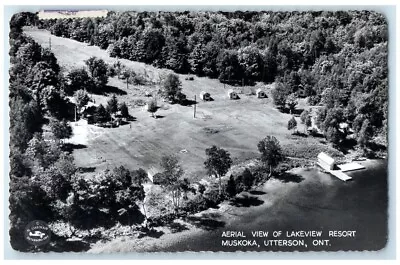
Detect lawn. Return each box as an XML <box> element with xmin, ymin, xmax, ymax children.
<box><xmin>25</xmin><ymin>27</ymin><xmax>342</xmax><ymax>180</ymax></box>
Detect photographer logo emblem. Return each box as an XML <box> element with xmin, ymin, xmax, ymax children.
<box><xmin>24</xmin><ymin>220</ymin><xmax>51</xmax><ymax>246</ymax></box>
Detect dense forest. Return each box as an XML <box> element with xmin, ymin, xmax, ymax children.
<box><xmin>9</xmin><ymin>10</ymin><xmax>388</xmax><ymax>251</ymax></box>
<box><xmin>37</xmin><ymin>10</ymin><xmax>388</xmax><ymax>146</ymax></box>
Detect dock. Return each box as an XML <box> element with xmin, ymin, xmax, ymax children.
<box><xmin>337</xmin><ymin>162</ymin><xmax>365</xmax><ymax>172</ymax></box>
<box><xmin>316</xmin><ymin>152</ymin><xmax>365</xmax><ymax>182</ymax></box>
<box><xmin>328</xmin><ymin>170</ymin><xmax>353</xmax><ymax>181</ymax></box>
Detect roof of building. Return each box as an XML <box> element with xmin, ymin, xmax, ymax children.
<box><xmin>256</xmin><ymin>88</ymin><xmax>264</xmax><ymax>93</ymax></box>
<box><xmin>317</xmin><ymin>152</ymin><xmax>335</xmax><ymax>165</ymax></box>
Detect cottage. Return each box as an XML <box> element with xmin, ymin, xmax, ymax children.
<box><xmin>317</xmin><ymin>152</ymin><xmax>335</xmax><ymax>171</ymax></box>
<box><xmin>256</xmin><ymin>88</ymin><xmax>266</xmax><ymax>98</ymax></box>
<box><xmin>227</xmin><ymin>89</ymin><xmax>238</xmax><ymax>100</ymax></box>
<box><xmin>81</xmin><ymin>104</ymin><xmax>97</xmax><ymax>124</ymax></box>
<box><xmin>200</xmin><ymin>91</ymin><xmax>211</xmax><ymax>101</ymax></box>
<box><xmin>297</xmin><ymin>84</ymin><xmax>307</xmax><ymax>97</ymax></box>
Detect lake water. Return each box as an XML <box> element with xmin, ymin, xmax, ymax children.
<box><xmin>162</xmin><ymin>159</ymin><xmax>388</xmax><ymax>252</ymax></box>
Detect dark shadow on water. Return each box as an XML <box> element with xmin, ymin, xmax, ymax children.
<box><xmin>230</xmin><ymin>195</ymin><xmax>264</xmax><ymax>207</ymax></box>
<box><xmin>62</xmin><ymin>143</ymin><xmax>87</xmax><ymax>153</ymax></box>
<box><xmin>185</xmin><ymin>216</ymin><xmax>225</xmax><ymax>231</ymax></box>
<box><xmin>154</xmin><ymin>115</ymin><xmax>165</xmax><ymax>119</ymax></box>
<box><xmin>249</xmin><ymin>190</ymin><xmax>266</xmax><ymax>195</ymax></box>
<box><xmin>168</xmin><ymin>222</ymin><xmax>189</xmax><ymax>233</ymax></box>
<box><xmin>77</xmin><ymin>167</ymin><xmax>96</xmax><ymax>173</ymax></box>
<box><xmin>274</xmin><ymin>172</ymin><xmax>304</xmax><ymax>183</ymax></box>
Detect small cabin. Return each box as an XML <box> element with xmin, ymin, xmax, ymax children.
<box><xmin>147</xmin><ymin>167</ymin><xmax>165</xmax><ymax>184</ymax></box>
<box><xmin>227</xmin><ymin>89</ymin><xmax>238</xmax><ymax>100</ymax></box>
<box><xmin>200</xmin><ymin>91</ymin><xmax>211</xmax><ymax>101</ymax></box>
<box><xmin>317</xmin><ymin>152</ymin><xmax>335</xmax><ymax>171</ymax></box>
<box><xmin>256</xmin><ymin>88</ymin><xmax>266</xmax><ymax>98</ymax></box>
<box><xmin>297</xmin><ymin>84</ymin><xmax>307</xmax><ymax>98</ymax></box>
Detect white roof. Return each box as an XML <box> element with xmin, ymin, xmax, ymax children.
<box><xmin>227</xmin><ymin>89</ymin><xmax>235</xmax><ymax>94</ymax></box>
<box><xmin>256</xmin><ymin>88</ymin><xmax>264</xmax><ymax>93</ymax></box>
<box><xmin>317</xmin><ymin>152</ymin><xmax>335</xmax><ymax>165</ymax></box>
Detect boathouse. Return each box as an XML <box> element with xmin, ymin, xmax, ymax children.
<box><xmin>317</xmin><ymin>152</ymin><xmax>335</xmax><ymax>171</ymax></box>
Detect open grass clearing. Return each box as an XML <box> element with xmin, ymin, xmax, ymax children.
<box><xmin>25</xmin><ymin>27</ymin><xmax>342</xmax><ymax>180</ymax></box>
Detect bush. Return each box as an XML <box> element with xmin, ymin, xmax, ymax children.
<box><xmin>183</xmin><ymin>195</ymin><xmax>209</xmax><ymax>213</ymax></box>
<box><xmin>242</xmin><ymin>168</ymin><xmax>254</xmax><ymax>190</ymax></box>
<box><xmin>107</xmin><ymin>64</ymin><xmax>117</xmax><ymax>77</ymax></box>
<box><xmin>274</xmin><ymin>162</ymin><xmax>291</xmax><ymax>174</ymax></box>
<box><xmin>203</xmin><ymin>187</ymin><xmax>225</xmax><ymax>206</ymax></box>
<box><xmin>308</xmin><ymin>95</ymin><xmax>321</xmax><ymax>106</ymax></box>
<box><xmin>226</xmin><ymin>175</ymin><xmax>237</xmax><ymax>198</ymax></box>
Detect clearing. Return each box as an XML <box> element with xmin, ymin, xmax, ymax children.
<box><xmin>25</xmin><ymin>27</ymin><xmax>341</xmax><ymax>179</ymax></box>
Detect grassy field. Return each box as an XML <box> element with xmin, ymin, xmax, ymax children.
<box><xmin>25</xmin><ymin>27</ymin><xmax>342</xmax><ymax>180</ymax></box>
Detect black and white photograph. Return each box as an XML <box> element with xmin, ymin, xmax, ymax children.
<box><xmin>5</xmin><ymin>5</ymin><xmax>394</xmax><ymax>256</ymax></box>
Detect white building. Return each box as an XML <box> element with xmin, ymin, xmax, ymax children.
<box><xmin>317</xmin><ymin>152</ymin><xmax>335</xmax><ymax>171</ymax></box>
<box><xmin>227</xmin><ymin>89</ymin><xmax>238</xmax><ymax>100</ymax></box>
<box><xmin>256</xmin><ymin>88</ymin><xmax>266</xmax><ymax>98</ymax></box>
<box><xmin>200</xmin><ymin>91</ymin><xmax>211</xmax><ymax>101</ymax></box>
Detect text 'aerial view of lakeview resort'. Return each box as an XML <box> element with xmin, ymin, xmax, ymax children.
<box><xmin>8</xmin><ymin>9</ymin><xmax>388</xmax><ymax>253</ymax></box>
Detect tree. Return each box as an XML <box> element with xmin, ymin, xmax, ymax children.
<box><xmin>160</xmin><ymin>155</ymin><xmax>185</xmax><ymax>212</ymax></box>
<box><xmin>242</xmin><ymin>168</ymin><xmax>254</xmax><ymax>191</ymax></box>
<box><xmin>147</xmin><ymin>99</ymin><xmax>158</xmax><ymax>118</ymax></box>
<box><xmin>161</xmin><ymin>73</ymin><xmax>182</xmax><ymax>102</ymax></box>
<box><xmin>300</xmin><ymin>110</ymin><xmax>312</xmax><ymax>133</ymax></box>
<box><xmin>74</xmin><ymin>89</ymin><xmax>89</xmax><ymax>110</ymax></box>
<box><xmin>40</xmin><ymin>85</ymin><xmax>70</xmax><ymax>120</ymax></box>
<box><xmin>286</xmin><ymin>93</ymin><xmax>298</xmax><ymax>114</ymax></box>
<box><xmin>94</xmin><ymin>104</ymin><xmax>110</xmax><ymax>123</ymax></box>
<box><xmin>271</xmin><ymin>82</ymin><xmax>289</xmax><ymax>110</ymax></box>
<box><xmin>305</xmin><ymin>115</ymin><xmax>312</xmax><ymax>130</ymax></box>
<box><xmin>49</xmin><ymin>119</ymin><xmax>72</xmax><ymax>142</ymax></box>
<box><xmin>66</xmin><ymin>68</ymin><xmax>93</xmax><ymax>95</ymax></box>
<box><xmin>226</xmin><ymin>175</ymin><xmax>237</xmax><ymax>198</ymax></box>
<box><xmin>84</xmin><ymin>56</ymin><xmax>108</xmax><ymax>90</ymax></box>
<box><xmin>216</xmin><ymin>49</ymin><xmax>242</xmax><ymax>84</ymax></box>
<box><xmin>132</xmin><ymin>168</ymin><xmax>148</xmax><ymax>185</ymax></box>
<box><xmin>119</xmin><ymin>102</ymin><xmax>129</xmax><ymax>118</ymax></box>
<box><xmin>287</xmin><ymin>116</ymin><xmax>297</xmax><ymax>134</ymax></box>
<box><xmin>257</xmin><ymin>136</ymin><xmax>284</xmax><ymax>177</ymax></box>
<box><xmin>106</xmin><ymin>94</ymin><xmax>118</xmax><ymax>114</ymax></box>
<box><xmin>9</xmin><ymin>97</ymin><xmax>42</xmax><ymax>152</ymax></box>
<box><xmin>357</xmin><ymin>119</ymin><xmax>372</xmax><ymax>149</ymax></box>
<box><xmin>326</xmin><ymin>126</ymin><xmax>342</xmax><ymax>146</ymax></box>
<box><xmin>204</xmin><ymin>146</ymin><xmax>232</xmax><ymax>195</ymax></box>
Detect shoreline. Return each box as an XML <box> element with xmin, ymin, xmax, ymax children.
<box><xmin>88</xmin><ymin>158</ymin><xmax>387</xmax><ymax>253</ymax></box>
